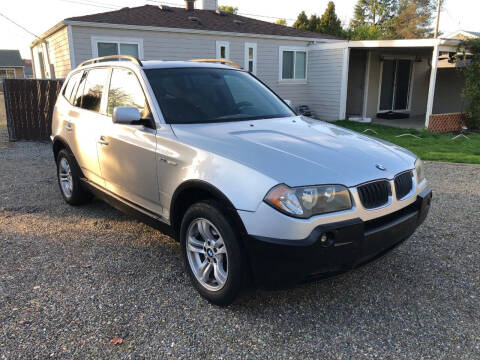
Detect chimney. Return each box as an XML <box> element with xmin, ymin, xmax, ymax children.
<box><xmin>185</xmin><ymin>0</ymin><xmax>195</xmax><ymax>11</ymax></box>
<box><xmin>197</xmin><ymin>0</ymin><xmax>217</xmax><ymax>11</ymax></box>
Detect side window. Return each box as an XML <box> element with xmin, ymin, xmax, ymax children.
<box><xmin>63</xmin><ymin>72</ymin><xmax>82</xmax><ymax>105</ymax></box>
<box><xmin>107</xmin><ymin>68</ymin><xmax>151</xmax><ymax>118</ymax></box>
<box><xmin>75</xmin><ymin>68</ymin><xmax>110</xmax><ymax>112</ymax></box>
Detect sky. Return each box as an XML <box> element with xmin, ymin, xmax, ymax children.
<box><xmin>1</xmin><ymin>0</ymin><xmax>479</xmax><ymax>59</ymax></box>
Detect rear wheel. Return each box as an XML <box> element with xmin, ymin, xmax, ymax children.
<box><xmin>180</xmin><ymin>201</ymin><xmax>245</xmax><ymax>306</ymax></box>
<box><xmin>56</xmin><ymin>149</ymin><xmax>91</xmax><ymax>205</ymax></box>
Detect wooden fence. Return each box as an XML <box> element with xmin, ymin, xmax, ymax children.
<box><xmin>3</xmin><ymin>79</ymin><xmax>64</xmax><ymax>141</ymax></box>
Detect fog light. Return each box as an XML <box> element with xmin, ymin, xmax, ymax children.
<box><xmin>319</xmin><ymin>232</ymin><xmax>335</xmax><ymax>247</ymax></box>
<box><xmin>320</xmin><ymin>233</ymin><xmax>328</xmax><ymax>244</ymax></box>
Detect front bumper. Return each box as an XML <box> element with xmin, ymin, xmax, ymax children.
<box><xmin>244</xmin><ymin>187</ymin><xmax>432</xmax><ymax>289</ymax></box>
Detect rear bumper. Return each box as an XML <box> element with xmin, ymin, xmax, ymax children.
<box><xmin>244</xmin><ymin>187</ymin><xmax>432</xmax><ymax>289</ymax></box>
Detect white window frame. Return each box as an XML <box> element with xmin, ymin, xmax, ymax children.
<box><xmin>244</xmin><ymin>42</ymin><xmax>257</xmax><ymax>75</ymax></box>
<box><xmin>91</xmin><ymin>36</ymin><xmax>144</xmax><ymax>59</ymax></box>
<box><xmin>0</xmin><ymin>68</ymin><xmax>16</xmax><ymax>80</ymax></box>
<box><xmin>216</xmin><ymin>41</ymin><xmax>230</xmax><ymax>60</ymax></box>
<box><xmin>279</xmin><ymin>46</ymin><xmax>308</xmax><ymax>83</ymax></box>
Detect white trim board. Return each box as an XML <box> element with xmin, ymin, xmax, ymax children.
<box><xmin>425</xmin><ymin>44</ymin><xmax>439</xmax><ymax>128</ymax></box>
<box><xmin>216</xmin><ymin>41</ymin><xmax>230</xmax><ymax>60</ymax></box>
<box><xmin>67</xmin><ymin>25</ymin><xmax>76</xmax><ymax>68</ymax></box>
<box><xmin>339</xmin><ymin>47</ymin><xmax>350</xmax><ymax>120</ymax></box>
<box><xmin>362</xmin><ymin>51</ymin><xmax>371</xmax><ymax>119</ymax></box>
<box><xmin>244</xmin><ymin>42</ymin><xmax>257</xmax><ymax>74</ymax></box>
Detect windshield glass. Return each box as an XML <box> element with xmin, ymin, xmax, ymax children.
<box><xmin>145</xmin><ymin>68</ymin><xmax>294</xmax><ymax>124</ymax></box>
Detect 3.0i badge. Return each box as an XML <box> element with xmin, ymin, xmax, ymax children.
<box><xmin>376</xmin><ymin>164</ymin><xmax>387</xmax><ymax>171</ymax></box>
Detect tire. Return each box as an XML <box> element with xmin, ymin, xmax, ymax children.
<box><xmin>56</xmin><ymin>149</ymin><xmax>91</xmax><ymax>205</ymax></box>
<box><xmin>180</xmin><ymin>200</ymin><xmax>246</xmax><ymax>306</ymax></box>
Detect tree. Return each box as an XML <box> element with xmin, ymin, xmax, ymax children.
<box><xmin>347</xmin><ymin>24</ymin><xmax>384</xmax><ymax>40</ymax></box>
<box><xmin>307</xmin><ymin>14</ymin><xmax>321</xmax><ymax>32</ymax></box>
<box><xmin>293</xmin><ymin>11</ymin><xmax>309</xmax><ymax>30</ymax></box>
<box><xmin>350</xmin><ymin>0</ymin><xmax>397</xmax><ymax>38</ymax></box>
<box><xmin>317</xmin><ymin>1</ymin><xmax>343</xmax><ymax>36</ymax></box>
<box><xmin>274</xmin><ymin>19</ymin><xmax>287</xmax><ymax>26</ymax></box>
<box><xmin>392</xmin><ymin>0</ymin><xmax>440</xmax><ymax>39</ymax></box>
<box><xmin>218</xmin><ymin>5</ymin><xmax>238</xmax><ymax>14</ymax></box>
<box><xmin>458</xmin><ymin>39</ymin><xmax>480</xmax><ymax>129</ymax></box>
<box><xmin>350</xmin><ymin>0</ymin><xmax>397</xmax><ymax>28</ymax></box>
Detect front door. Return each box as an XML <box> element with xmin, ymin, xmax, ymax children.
<box><xmin>97</xmin><ymin>67</ymin><xmax>160</xmax><ymax>214</ymax></box>
<box><xmin>379</xmin><ymin>59</ymin><xmax>412</xmax><ymax>112</ymax></box>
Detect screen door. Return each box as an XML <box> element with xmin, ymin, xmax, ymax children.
<box><xmin>379</xmin><ymin>59</ymin><xmax>412</xmax><ymax>111</ymax></box>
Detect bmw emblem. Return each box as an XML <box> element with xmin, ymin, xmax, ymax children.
<box><xmin>376</xmin><ymin>164</ymin><xmax>387</xmax><ymax>171</ymax></box>
<box><xmin>207</xmin><ymin>249</ymin><xmax>214</xmax><ymax>257</ymax></box>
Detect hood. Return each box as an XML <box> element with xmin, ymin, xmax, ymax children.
<box><xmin>171</xmin><ymin>117</ymin><xmax>416</xmax><ymax>188</ymax></box>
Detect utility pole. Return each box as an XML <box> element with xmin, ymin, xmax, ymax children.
<box><xmin>434</xmin><ymin>0</ymin><xmax>441</xmax><ymax>38</ymax></box>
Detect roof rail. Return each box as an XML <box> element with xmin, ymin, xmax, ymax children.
<box><xmin>189</xmin><ymin>58</ymin><xmax>243</xmax><ymax>69</ymax></box>
<box><xmin>77</xmin><ymin>55</ymin><xmax>143</xmax><ymax>68</ymax></box>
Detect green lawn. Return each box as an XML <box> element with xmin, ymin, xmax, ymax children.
<box><xmin>334</xmin><ymin>121</ymin><xmax>480</xmax><ymax>164</ymax></box>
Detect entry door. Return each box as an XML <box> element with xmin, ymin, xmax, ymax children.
<box><xmin>379</xmin><ymin>59</ymin><xmax>412</xmax><ymax>111</ymax></box>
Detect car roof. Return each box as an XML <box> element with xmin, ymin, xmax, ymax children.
<box><xmin>76</xmin><ymin>60</ymin><xmax>242</xmax><ymax>72</ymax></box>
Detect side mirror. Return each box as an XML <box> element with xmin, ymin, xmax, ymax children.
<box><xmin>113</xmin><ymin>106</ymin><xmax>142</xmax><ymax>124</ymax></box>
<box><xmin>284</xmin><ymin>99</ymin><xmax>293</xmax><ymax>107</ymax></box>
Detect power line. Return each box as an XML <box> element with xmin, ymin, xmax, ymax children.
<box><xmin>59</xmin><ymin>0</ymin><xmax>119</xmax><ymax>10</ymax></box>
<box><xmin>0</xmin><ymin>11</ymin><xmax>41</xmax><ymax>39</ymax></box>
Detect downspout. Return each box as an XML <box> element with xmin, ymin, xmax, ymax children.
<box><xmin>30</xmin><ymin>46</ymin><xmax>36</xmax><ymax>78</ymax></box>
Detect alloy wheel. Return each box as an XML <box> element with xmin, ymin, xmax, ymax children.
<box><xmin>186</xmin><ymin>218</ymin><xmax>228</xmax><ymax>292</ymax></box>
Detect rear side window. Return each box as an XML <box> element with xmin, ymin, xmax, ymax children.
<box><xmin>63</xmin><ymin>72</ymin><xmax>82</xmax><ymax>105</ymax></box>
<box><xmin>107</xmin><ymin>68</ymin><xmax>151</xmax><ymax>118</ymax></box>
<box><xmin>75</xmin><ymin>68</ymin><xmax>110</xmax><ymax>112</ymax></box>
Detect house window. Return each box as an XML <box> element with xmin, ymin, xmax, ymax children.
<box><xmin>92</xmin><ymin>37</ymin><xmax>143</xmax><ymax>59</ymax></box>
<box><xmin>280</xmin><ymin>47</ymin><xmax>307</xmax><ymax>81</ymax></box>
<box><xmin>244</xmin><ymin>43</ymin><xmax>257</xmax><ymax>74</ymax></box>
<box><xmin>0</xmin><ymin>68</ymin><xmax>16</xmax><ymax>80</ymax></box>
<box><xmin>97</xmin><ymin>42</ymin><xmax>139</xmax><ymax>57</ymax></box>
<box><xmin>216</xmin><ymin>41</ymin><xmax>230</xmax><ymax>60</ymax></box>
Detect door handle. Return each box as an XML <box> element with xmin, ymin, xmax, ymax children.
<box><xmin>98</xmin><ymin>136</ymin><xmax>110</xmax><ymax>146</ymax></box>
<box><xmin>65</xmin><ymin>123</ymin><xmax>73</xmax><ymax>132</ymax></box>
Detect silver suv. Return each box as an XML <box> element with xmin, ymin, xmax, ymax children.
<box><xmin>52</xmin><ymin>56</ymin><xmax>432</xmax><ymax>305</ymax></box>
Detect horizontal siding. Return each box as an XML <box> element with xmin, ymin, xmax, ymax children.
<box><xmin>47</xmin><ymin>27</ymin><xmax>71</xmax><ymax>79</ymax></box>
<box><xmin>307</xmin><ymin>48</ymin><xmax>345</xmax><ymax>121</ymax></box>
<box><xmin>70</xmin><ymin>26</ymin><xmax>310</xmax><ymax>107</ymax></box>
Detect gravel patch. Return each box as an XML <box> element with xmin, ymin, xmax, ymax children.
<box><xmin>0</xmin><ymin>141</ymin><xmax>479</xmax><ymax>359</ymax></box>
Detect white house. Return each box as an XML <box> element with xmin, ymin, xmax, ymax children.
<box><xmin>31</xmin><ymin>0</ymin><xmax>466</xmax><ymax>130</ymax></box>
<box><xmin>30</xmin><ymin>0</ymin><xmax>339</xmax><ymax>112</ymax></box>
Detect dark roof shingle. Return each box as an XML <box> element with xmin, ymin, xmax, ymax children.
<box><xmin>66</xmin><ymin>5</ymin><xmax>341</xmax><ymax>40</ymax></box>
<box><xmin>0</xmin><ymin>50</ymin><xmax>23</xmax><ymax>67</ymax></box>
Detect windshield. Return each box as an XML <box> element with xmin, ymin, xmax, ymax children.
<box><xmin>145</xmin><ymin>68</ymin><xmax>295</xmax><ymax>124</ymax></box>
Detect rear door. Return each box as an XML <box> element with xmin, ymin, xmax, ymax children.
<box><xmin>69</xmin><ymin>68</ymin><xmax>111</xmax><ymax>186</ymax></box>
<box><xmin>97</xmin><ymin>67</ymin><xmax>160</xmax><ymax>214</ymax></box>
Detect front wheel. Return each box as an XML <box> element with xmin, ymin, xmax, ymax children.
<box><xmin>180</xmin><ymin>201</ymin><xmax>246</xmax><ymax>306</ymax></box>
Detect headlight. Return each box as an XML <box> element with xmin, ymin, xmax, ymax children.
<box><xmin>415</xmin><ymin>158</ymin><xmax>425</xmax><ymax>184</ymax></box>
<box><xmin>264</xmin><ymin>184</ymin><xmax>352</xmax><ymax>219</ymax></box>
